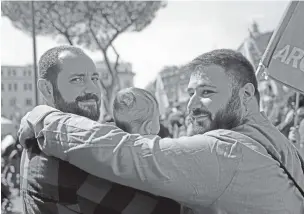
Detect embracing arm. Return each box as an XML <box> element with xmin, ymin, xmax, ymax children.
<box><xmin>19</xmin><ymin>105</ymin><xmax>242</xmax><ymax>206</ymax></box>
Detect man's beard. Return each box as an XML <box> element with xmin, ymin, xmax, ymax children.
<box><xmin>190</xmin><ymin>90</ymin><xmax>243</xmax><ymax>135</ymax></box>
<box><xmin>53</xmin><ymin>88</ymin><xmax>101</xmax><ymax>121</ymax></box>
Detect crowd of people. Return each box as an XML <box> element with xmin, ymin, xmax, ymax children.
<box><xmin>1</xmin><ymin>46</ymin><xmax>304</xmax><ymax>213</ymax></box>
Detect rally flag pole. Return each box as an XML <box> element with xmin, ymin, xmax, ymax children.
<box><xmin>294</xmin><ymin>92</ymin><xmax>300</xmax><ymax>127</ymax></box>
<box><xmin>31</xmin><ymin>1</ymin><xmax>38</xmax><ymax>106</ymax></box>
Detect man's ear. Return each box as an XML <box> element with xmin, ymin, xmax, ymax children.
<box><xmin>37</xmin><ymin>79</ymin><xmax>54</xmax><ymax>104</ymax></box>
<box><xmin>241</xmin><ymin>83</ymin><xmax>255</xmax><ymax>105</ymax></box>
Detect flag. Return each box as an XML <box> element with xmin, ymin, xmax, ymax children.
<box><xmin>256</xmin><ymin>1</ymin><xmax>304</xmax><ymax>93</ymax></box>
<box><xmin>155</xmin><ymin>74</ymin><xmax>169</xmax><ymax>118</ymax></box>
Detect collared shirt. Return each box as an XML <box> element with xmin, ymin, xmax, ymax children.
<box><xmin>20</xmin><ymin>105</ymin><xmax>304</xmax><ymax>214</ymax></box>
<box><xmin>20</xmin><ymin>122</ymin><xmax>181</xmax><ymax>213</ymax></box>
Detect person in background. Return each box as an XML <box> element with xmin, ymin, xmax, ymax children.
<box><xmin>158</xmin><ymin>122</ymin><xmax>172</xmax><ymax>138</ymax></box>
<box><xmin>168</xmin><ymin>104</ymin><xmax>184</xmax><ymax>138</ymax></box>
<box><xmin>259</xmin><ymin>83</ymin><xmax>275</xmax><ymax>117</ymax></box>
<box><xmin>288</xmin><ymin>105</ymin><xmax>304</xmax><ymax>157</ymax></box>
<box><xmin>277</xmin><ymin>93</ymin><xmax>304</xmax><ymax>137</ymax></box>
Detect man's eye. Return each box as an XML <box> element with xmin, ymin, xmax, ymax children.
<box><xmin>92</xmin><ymin>76</ymin><xmax>99</xmax><ymax>81</ymax></box>
<box><xmin>201</xmin><ymin>90</ymin><xmax>214</xmax><ymax>96</ymax></box>
<box><xmin>71</xmin><ymin>77</ymin><xmax>83</xmax><ymax>83</ymax></box>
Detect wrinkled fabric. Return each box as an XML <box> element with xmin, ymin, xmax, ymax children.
<box><xmin>19</xmin><ymin>107</ymin><xmax>181</xmax><ymax>214</ymax></box>
<box><xmin>19</xmin><ymin>105</ymin><xmax>304</xmax><ymax>214</ymax></box>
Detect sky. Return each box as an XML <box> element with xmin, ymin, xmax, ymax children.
<box><xmin>1</xmin><ymin>1</ymin><xmax>290</xmax><ymax>88</ymax></box>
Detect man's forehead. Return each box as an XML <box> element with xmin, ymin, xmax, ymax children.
<box><xmin>59</xmin><ymin>52</ymin><xmax>96</xmax><ymax>73</ymax></box>
<box><xmin>188</xmin><ymin>64</ymin><xmax>228</xmax><ymax>88</ymax></box>
<box><xmin>192</xmin><ymin>64</ymin><xmax>225</xmax><ymax>77</ymax></box>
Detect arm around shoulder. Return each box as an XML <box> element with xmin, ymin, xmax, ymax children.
<box><xmin>27</xmin><ymin>110</ymin><xmax>242</xmax><ymax>206</ymax></box>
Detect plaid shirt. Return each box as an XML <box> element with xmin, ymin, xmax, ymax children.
<box><xmin>20</xmin><ymin>138</ymin><xmax>181</xmax><ymax>214</ymax></box>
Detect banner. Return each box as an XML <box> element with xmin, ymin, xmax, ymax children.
<box><xmin>155</xmin><ymin>75</ymin><xmax>169</xmax><ymax>118</ymax></box>
<box><xmin>256</xmin><ymin>1</ymin><xmax>304</xmax><ymax>93</ymax></box>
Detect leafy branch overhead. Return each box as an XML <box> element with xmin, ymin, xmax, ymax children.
<box><xmin>2</xmin><ymin>1</ymin><xmax>166</xmax><ymax>49</ymax></box>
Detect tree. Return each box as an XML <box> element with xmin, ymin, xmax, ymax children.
<box><xmin>1</xmin><ymin>1</ymin><xmax>84</xmax><ymax>45</ymax></box>
<box><xmin>2</xmin><ymin>1</ymin><xmax>166</xmax><ymax>115</ymax></box>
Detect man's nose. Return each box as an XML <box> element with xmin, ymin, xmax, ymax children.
<box><xmin>84</xmin><ymin>79</ymin><xmax>101</xmax><ymax>96</ymax></box>
<box><xmin>187</xmin><ymin>94</ymin><xmax>201</xmax><ymax>112</ymax></box>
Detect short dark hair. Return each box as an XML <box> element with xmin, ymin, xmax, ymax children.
<box><xmin>38</xmin><ymin>45</ymin><xmax>86</xmax><ymax>86</ymax></box>
<box><xmin>185</xmin><ymin>49</ymin><xmax>260</xmax><ymax>103</ymax></box>
<box><xmin>113</xmin><ymin>87</ymin><xmax>158</xmax><ymax>133</ymax></box>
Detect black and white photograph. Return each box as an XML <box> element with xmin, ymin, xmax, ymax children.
<box><xmin>1</xmin><ymin>1</ymin><xmax>304</xmax><ymax>213</ymax></box>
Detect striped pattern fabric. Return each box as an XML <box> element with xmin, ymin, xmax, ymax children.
<box><xmin>20</xmin><ymin>139</ymin><xmax>181</xmax><ymax>214</ymax></box>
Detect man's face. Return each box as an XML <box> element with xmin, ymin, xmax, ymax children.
<box><xmin>187</xmin><ymin>65</ymin><xmax>243</xmax><ymax>135</ymax></box>
<box><xmin>53</xmin><ymin>52</ymin><xmax>101</xmax><ymax>121</ymax></box>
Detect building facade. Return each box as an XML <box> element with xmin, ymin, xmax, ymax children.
<box><xmin>145</xmin><ymin>65</ymin><xmax>191</xmax><ymax>108</ymax></box>
<box><xmin>1</xmin><ymin>65</ymin><xmax>36</xmax><ymax>120</ymax></box>
<box><xmin>95</xmin><ymin>61</ymin><xmax>135</xmax><ymax>89</ymax></box>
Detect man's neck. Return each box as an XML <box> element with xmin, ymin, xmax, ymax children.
<box><xmin>246</xmin><ymin>99</ymin><xmax>260</xmax><ymax>117</ymax></box>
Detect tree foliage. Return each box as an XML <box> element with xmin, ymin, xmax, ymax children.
<box><xmin>1</xmin><ymin>1</ymin><xmax>166</xmax><ymax>116</ymax></box>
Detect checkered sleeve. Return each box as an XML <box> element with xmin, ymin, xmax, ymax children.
<box><xmin>76</xmin><ymin>174</ymin><xmax>181</xmax><ymax>214</ymax></box>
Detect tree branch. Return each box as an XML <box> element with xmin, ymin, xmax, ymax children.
<box><xmin>89</xmin><ymin>19</ymin><xmax>106</xmax><ymax>52</ymax></box>
<box><xmin>105</xmin><ymin>20</ymin><xmax>134</xmax><ymax>50</ymax></box>
<box><xmin>111</xmin><ymin>44</ymin><xmax>120</xmax><ymax>72</ymax></box>
<box><xmin>88</xmin><ymin>17</ymin><xmax>117</xmax><ymax>89</ymax></box>
<box><xmin>98</xmin><ymin>9</ymin><xmax>119</xmax><ymax>32</ymax></box>
<box><xmin>51</xmin><ymin>6</ymin><xmax>69</xmax><ymax>34</ymax></box>
<box><xmin>64</xmin><ymin>32</ymin><xmax>74</xmax><ymax>45</ymax></box>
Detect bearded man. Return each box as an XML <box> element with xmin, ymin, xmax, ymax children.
<box><xmin>19</xmin><ymin>46</ymin><xmax>181</xmax><ymax>214</ymax></box>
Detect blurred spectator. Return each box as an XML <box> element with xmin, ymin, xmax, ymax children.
<box><xmin>298</xmin><ymin>108</ymin><xmax>304</xmax><ymax>145</ymax></box>
<box><xmin>168</xmin><ymin>105</ymin><xmax>184</xmax><ymax>138</ymax></box>
<box><xmin>158</xmin><ymin>122</ymin><xmax>172</xmax><ymax>138</ymax></box>
<box><xmin>1</xmin><ymin>134</ymin><xmax>16</xmax><ymax>157</ymax></box>
<box><xmin>288</xmin><ymin>107</ymin><xmax>304</xmax><ymax>157</ymax></box>
<box><xmin>260</xmin><ymin>83</ymin><xmax>276</xmax><ymax>117</ymax></box>
<box><xmin>276</xmin><ymin>93</ymin><xmax>304</xmax><ymax>136</ymax></box>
